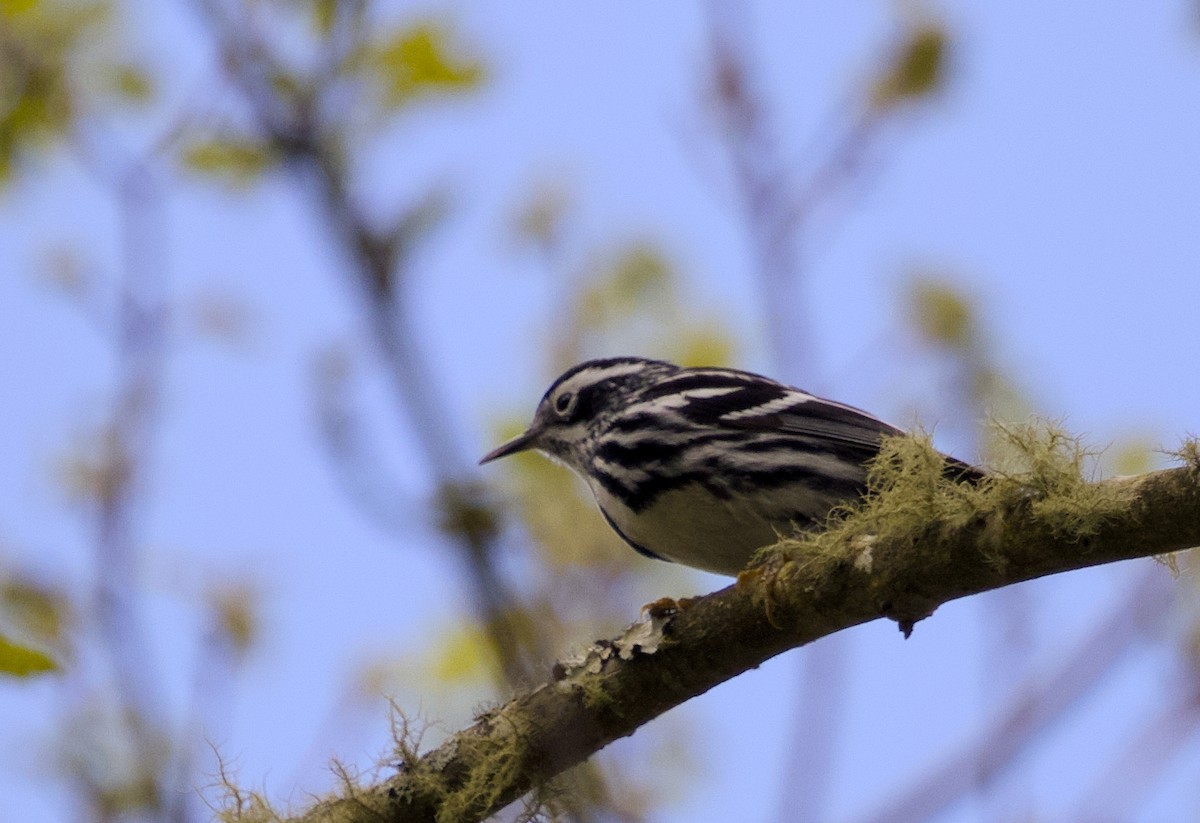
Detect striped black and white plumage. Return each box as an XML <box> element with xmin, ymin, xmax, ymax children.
<box><xmin>482</xmin><ymin>357</ymin><xmax>974</xmax><ymax>576</ymax></box>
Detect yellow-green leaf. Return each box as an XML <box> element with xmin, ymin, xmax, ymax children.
<box><xmin>674</xmin><ymin>327</ymin><xmax>734</xmax><ymax>369</ymax></box>
<box><xmin>577</xmin><ymin>244</ymin><xmax>673</xmax><ymax>329</ymax></box>
<box><xmin>211</xmin><ymin>585</ymin><xmax>257</xmax><ymax>657</ymax></box>
<box><xmin>2</xmin><ymin>580</ymin><xmax>67</xmax><ymax>644</ymax></box>
<box><xmin>181</xmin><ymin>138</ymin><xmax>276</xmax><ymax>185</ymax></box>
<box><xmin>0</xmin><ymin>633</ymin><xmax>57</xmax><ymax>677</ymax></box>
<box><xmin>0</xmin><ymin>0</ymin><xmax>38</xmax><ymax>18</ymax></box>
<box><xmin>312</xmin><ymin>0</ymin><xmax>336</xmax><ymax>35</ymax></box>
<box><xmin>430</xmin><ymin>624</ymin><xmax>494</xmax><ymax>683</ymax></box>
<box><xmin>1108</xmin><ymin>439</ymin><xmax>1157</xmax><ymax>477</ymax></box>
<box><xmin>610</xmin><ymin>246</ymin><xmax>670</xmax><ymax>306</ymax></box>
<box><xmin>367</xmin><ymin>22</ymin><xmax>485</xmax><ymax>108</ymax></box>
<box><xmin>909</xmin><ymin>277</ymin><xmax>974</xmax><ymax>349</ymax></box>
<box><xmin>872</xmin><ymin>23</ymin><xmax>947</xmax><ymax>108</ymax></box>
<box><xmin>109</xmin><ymin>64</ymin><xmax>152</xmax><ymax>102</ymax></box>
<box><xmin>0</xmin><ymin>0</ymin><xmax>107</xmax><ymax>184</ymax></box>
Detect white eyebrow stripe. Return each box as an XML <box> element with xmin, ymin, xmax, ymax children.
<box><xmin>562</xmin><ymin>361</ymin><xmax>647</xmax><ymax>391</ymax></box>
<box><xmin>720</xmin><ymin>392</ymin><xmax>815</xmax><ymax>421</ymax></box>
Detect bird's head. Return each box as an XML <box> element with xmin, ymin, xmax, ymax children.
<box><xmin>480</xmin><ymin>357</ymin><xmax>677</xmax><ymax>469</ymax></box>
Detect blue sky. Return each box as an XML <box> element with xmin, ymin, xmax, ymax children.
<box><xmin>2</xmin><ymin>2</ymin><xmax>1200</xmax><ymax>821</ymax></box>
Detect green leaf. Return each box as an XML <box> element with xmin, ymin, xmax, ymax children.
<box><xmin>909</xmin><ymin>277</ymin><xmax>975</xmax><ymax>349</ymax></box>
<box><xmin>2</xmin><ymin>579</ymin><xmax>68</xmax><ymax>644</ymax></box>
<box><xmin>312</xmin><ymin>0</ymin><xmax>336</xmax><ymax>35</ymax></box>
<box><xmin>109</xmin><ymin>64</ymin><xmax>153</xmax><ymax>102</ymax></box>
<box><xmin>0</xmin><ymin>0</ymin><xmax>39</xmax><ymax>18</ymax></box>
<box><xmin>675</xmin><ymin>327</ymin><xmax>735</xmax><ymax>369</ymax></box>
<box><xmin>575</xmin><ymin>242</ymin><xmax>677</xmax><ymax>331</ymax></box>
<box><xmin>0</xmin><ymin>633</ymin><xmax>57</xmax><ymax>677</ymax></box>
<box><xmin>0</xmin><ymin>0</ymin><xmax>107</xmax><ymax>184</ymax></box>
<box><xmin>365</xmin><ymin>22</ymin><xmax>485</xmax><ymax>108</ymax></box>
<box><xmin>872</xmin><ymin>23</ymin><xmax>948</xmax><ymax>108</ymax></box>
<box><xmin>0</xmin><ymin>76</ymin><xmax>71</xmax><ymax>183</ymax></box>
<box><xmin>429</xmin><ymin>624</ymin><xmax>496</xmax><ymax>683</ymax></box>
<box><xmin>610</xmin><ymin>245</ymin><xmax>670</xmax><ymax>306</ymax></box>
<box><xmin>1108</xmin><ymin>439</ymin><xmax>1157</xmax><ymax>476</ymax></box>
<box><xmin>210</xmin><ymin>585</ymin><xmax>258</xmax><ymax>658</ymax></box>
<box><xmin>181</xmin><ymin>138</ymin><xmax>276</xmax><ymax>185</ymax></box>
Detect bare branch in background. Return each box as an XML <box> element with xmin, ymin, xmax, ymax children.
<box><xmin>168</xmin><ymin>583</ymin><xmax>257</xmax><ymax>823</ymax></box>
<box><xmin>701</xmin><ymin>9</ymin><xmax>945</xmax><ymax>821</ymax></box>
<box><xmin>773</xmin><ymin>632</ymin><xmax>848</xmax><ymax>823</ymax></box>
<box><xmin>702</xmin><ymin>5</ymin><xmax>910</xmax><ymax>386</ymax></box>
<box><xmin>703</xmin><ymin>3</ymin><xmax>820</xmax><ymax>385</ymax></box>
<box><xmin>1073</xmin><ymin>681</ymin><xmax>1200</xmax><ymax>821</ymax></box>
<box><xmin>60</xmin><ymin>126</ymin><xmax>191</xmax><ymax>820</ymax></box>
<box><xmin>312</xmin><ymin>346</ymin><xmax>428</xmax><ymax>537</ymax></box>
<box><xmin>191</xmin><ymin>0</ymin><xmax>540</xmax><ymax>686</ymax></box>
<box><xmin>849</xmin><ymin>566</ymin><xmax>1173</xmax><ymax>823</ymax></box>
<box><xmin>703</xmin><ymin>13</ymin><xmax>847</xmax><ymax>817</ymax></box>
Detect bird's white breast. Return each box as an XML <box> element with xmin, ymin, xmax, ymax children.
<box><xmin>586</xmin><ymin>480</ymin><xmax>782</xmax><ymax>576</ymax></box>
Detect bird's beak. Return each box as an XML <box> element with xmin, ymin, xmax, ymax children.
<box><xmin>479</xmin><ymin>427</ymin><xmax>540</xmax><ymax>465</ymax></box>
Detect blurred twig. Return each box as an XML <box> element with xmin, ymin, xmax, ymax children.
<box><xmin>907</xmin><ymin>275</ymin><xmax>1043</xmax><ymax>821</ymax></box>
<box><xmin>312</xmin><ymin>346</ymin><xmax>428</xmax><ymax>537</ymax></box>
<box><xmin>704</xmin><ymin>4</ymin><xmax>889</xmax><ymax>388</ymax></box>
<box><xmin>169</xmin><ymin>584</ymin><xmax>255</xmax><ymax>823</ymax></box>
<box><xmin>68</xmin><ymin>132</ymin><xmax>179</xmax><ymax>820</ymax></box>
<box><xmin>1073</xmin><ymin>678</ymin><xmax>1200</xmax><ymax>821</ymax></box>
<box><xmin>701</xmin><ymin>8</ymin><xmax>901</xmax><ymax>822</ymax></box>
<box><xmin>848</xmin><ymin>566</ymin><xmax>1173</xmax><ymax>823</ymax></box>
<box><xmin>704</xmin><ymin>3</ymin><xmax>821</xmax><ymax>385</ymax></box>
<box><xmin>192</xmin><ymin>0</ymin><xmax>538</xmax><ymax>686</ymax></box>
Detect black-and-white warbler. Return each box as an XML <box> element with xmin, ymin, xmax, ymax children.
<box><xmin>481</xmin><ymin>357</ymin><xmax>977</xmax><ymax>576</ymax></box>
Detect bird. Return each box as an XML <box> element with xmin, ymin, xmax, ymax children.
<box><xmin>480</xmin><ymin>357</ymin><xmax>977</xmax><ymax>577</ymax></box>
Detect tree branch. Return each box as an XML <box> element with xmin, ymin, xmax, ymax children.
<box><xmin>276</xmin><ymin>455</ymin><xmax>1200</xmax><ymax>823</ymax></box>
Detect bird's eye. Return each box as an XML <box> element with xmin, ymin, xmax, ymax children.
<box><xmin>553</xmin><ymin>392</ymin><xmax>575</xmax><ymax>417</ymax></box>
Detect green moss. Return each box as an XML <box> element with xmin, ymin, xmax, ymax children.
<box><xmin>1174</xmin><ymin>437</ymin><xmax>1200</xmax><ymax>476</ymax></box>
<box><xmin>214</xmin><ymin>794</ymin><xmax>283</xmax><ymax>823</ymax></box>
<box><xmin>1153</xmin><ymin>438</ymin><xmax>1200</xmax><ymax>573</ymax></box>
<box><xmin>762</xmin><ymin>421</ymin><xmax>1131</xmax><ymax>622</ymax></box>
<box><xmin>211</xmin><ymin>754</ymin><xmax>284</xmax><ymax>823</ymax></box>
<box><xmin>433</xmin><ymin>720</ymin><xmax>529</xmax><ymax>823</ymax></box>
<box><xmin>578</xmin><ymin>677</ymin><xmax>618</xmax><ymax>714</ymax></box>
<box><xmin>986</xmin><ymin>421</ymin><xmax>1129</xmax><ymax>542</ymax></box>
<box><xmin>388</xmin><ymin>700</ymin><xmax>426</xmax><ymax>769</ymax></box>
<box><xmin>773</xmin><ymin>430</ymin><xmax>985</xmax><ymax>564</ymax></box>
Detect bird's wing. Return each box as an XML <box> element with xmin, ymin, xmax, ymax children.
<box><xmin>724</xmin><ymin>393</ymin><xmax>984</xmax><ymax>481</ymax></box>
<box><xmin>723</xmin><ymin>392</ymin><xmax>903</xmax><ymax>451</ymax></box>
<box><xmin>654</xmin><ymin>371</ymin><xmax>902</xmax><ymax>452</ymax></box>
<box><xmin>643</xmin><ymin>369</ymin><xmax>984</xmax><ymax>481</ymax></box>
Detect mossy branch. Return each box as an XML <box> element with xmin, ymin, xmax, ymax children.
<box><xmin>239</xmin><ymin>430</ymin><xmax>1200</xmax><ymax>823</ymax></box>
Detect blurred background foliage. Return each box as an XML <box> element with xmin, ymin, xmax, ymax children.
<box><xmin>1</xmin><ymin>1</ymin><xmax>1196</xmax><ymax>822</ymax></box>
